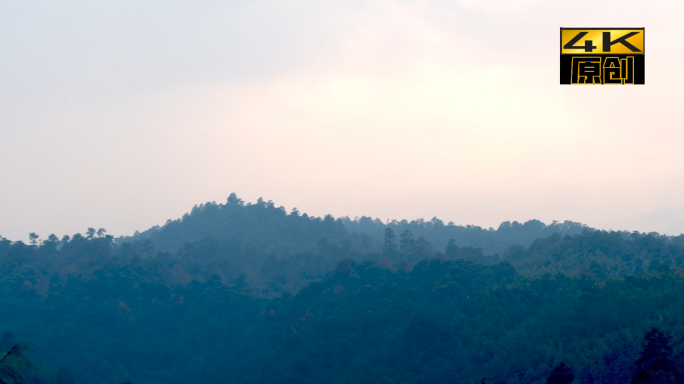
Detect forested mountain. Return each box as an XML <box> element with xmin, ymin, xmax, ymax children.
<box><xmin>119</xmin><ymin>193</ymin><xmax>588</xmax><ymax>255</ymax></box>
<box><xmin>3</xmin><ymin>241</ymin><xmax>684</xmax><ymax>384</ymax></box>
<box><xmin>341</xmin><ymin>217</ymin><xmax>588</xmax><ymax>256</ymax></box>
<box><xmin>233</xmin><ymin>260</ymin><xmax>684</xmax><ymax>384</ymax></box>
<box><xmin>118</xmin><ymin>194</ymin><xmax>356</xmax><ymax>255</ymax></box>
<box><xmin>107</xmin><ymin>194</ymin><xmax>593</xmax><ymax>294</ymax></box>
<box><xmin>508</xmin><ymin>230</ymin><xmax>684</xmax><ymax>278</ymax></box>
<box><xmin>2</xmin><ymin>195</ymin><xmax>684</xmax><ymax>384</ymax></box>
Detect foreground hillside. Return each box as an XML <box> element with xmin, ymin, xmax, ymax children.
<box><xmin>2</xmin><ymin>195</ymin><xmax>684</xmax><ymax>383</ymax></box>
<box><xmin>3</xmin><ymin>247</ymin><xmax>684</xmax><ymax>384</ymax></box>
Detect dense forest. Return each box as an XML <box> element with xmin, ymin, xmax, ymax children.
<box><xmin>2</xmin><ymin>194</ymin><xmax>684</xmax><ymax>384</ymax></box>
<box><xmin>120</xmin><ymin>194</ymin><xmax>588</xmax><ymax>255</ymax></box>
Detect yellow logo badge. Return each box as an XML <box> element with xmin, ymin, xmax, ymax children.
<box><xmin>560</xmin><ymin>28</ymin><xmax>644</xmax><ymax>85</ymax></box>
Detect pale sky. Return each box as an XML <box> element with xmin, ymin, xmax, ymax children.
<box><xmin>2</xmin><ymin>0</ymin><xmax>684</xmax><ymax>241</ymax></box>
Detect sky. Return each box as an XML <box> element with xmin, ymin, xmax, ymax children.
<box><xmin>2</xmin><ymin>0</ymin><xmax>684</xmax><ymax>241</ymax></box>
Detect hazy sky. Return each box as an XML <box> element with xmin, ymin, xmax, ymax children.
<box><xmin>2</xmin><ymin>0</ymin><xmax>684</xmax><ymax>241</ymax></box>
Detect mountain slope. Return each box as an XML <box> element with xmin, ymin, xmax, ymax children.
<box><xmin>118</xmin><ymin>193</ymin><xmax>590</xmax><ymax>257</ymax></box>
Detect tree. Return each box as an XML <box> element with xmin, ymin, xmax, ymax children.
<box><xmin>400</xmin><ymin>230</ymin><xmax>415</xmax><ymax>253</ymax></box>
<box><xmin>548</xmin><ymin>362</ymin><xmax>575</xmax><ymax>384</ymax></box>
<box><xmin>0</xmin><ymin>334</ymin><xmax>31</xmax><ymax>384</ymax></box>
<box><xmin>631</xmin><ymin>328</ymin><xmax>682</xmax><ymax>384</ymax></box>
<box><xmin>0</xmin><ymin>334</ymin><xmax>15</xmax><ymax>355</ymax></box>
<box><xmin>383</xmin><ymin>228</ymin><xmax>397</xmax><ymax>254</ymax></box>
<box><xmin>445</xmin><ymin>239</ymin><xmax>459</xmax><ymax>258</ymax></box>
<box><xmin>28</xmin><ymin>233</ymin><xmax>39</xmax><ymax>246</ymax></box>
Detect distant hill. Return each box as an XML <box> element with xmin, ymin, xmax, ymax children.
<box><xmin>107</xmin><ymin>194</ymin><xmax>594</xmax><ymax>293</ymax></box>
<box><xmin>508</xmin><ymin>229</ymin><xmax>684</xmax><ymax>278</ymax></box>
<box><xmin>116</xmin><ymin>193</ymin><xmax>353</xmax><ymax>256</ymax></box>
<box><xmin>118</xmin><ymin>193</ymin><xmax>590</xmax><ymax>256</ymax></box>
<box><xmin>341</xmin><ymin>216</ymin><xmax>589</xmax><ymax>255</ymax></box>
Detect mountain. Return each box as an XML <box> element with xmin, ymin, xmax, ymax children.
<box><xmin>106</xmin><ymin>194</ymin><xmax>593</xmax><ymax>293</ymax></box>
<box><xmin>118</xmin><ymin>193</ymin><xmax>589</xmax><ymax>256</ymax></box>
<box><xmin>117</xmin><ymin>194</ymin><xmax>354</xmax><ymax>255</ymax></box>
<box><xmin>3</xmin><ymin>194</ymin><xmax>684</xmax><ymax>384</ymax></box>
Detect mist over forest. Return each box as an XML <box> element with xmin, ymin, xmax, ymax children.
<box><xmin>2</xmin><ymin>194</ymin><xmax>684</xmax><ymax>384</ymax></box>
<box><xmin>3</xmin><ymin>0</ymin><xmax>682</xmax><ymax>383</ymax></box>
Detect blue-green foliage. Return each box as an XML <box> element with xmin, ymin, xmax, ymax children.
<box><xmin>2</xmin><ymin>195</ymin><xmax>684</xmax><ymax>384</ymax></box>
